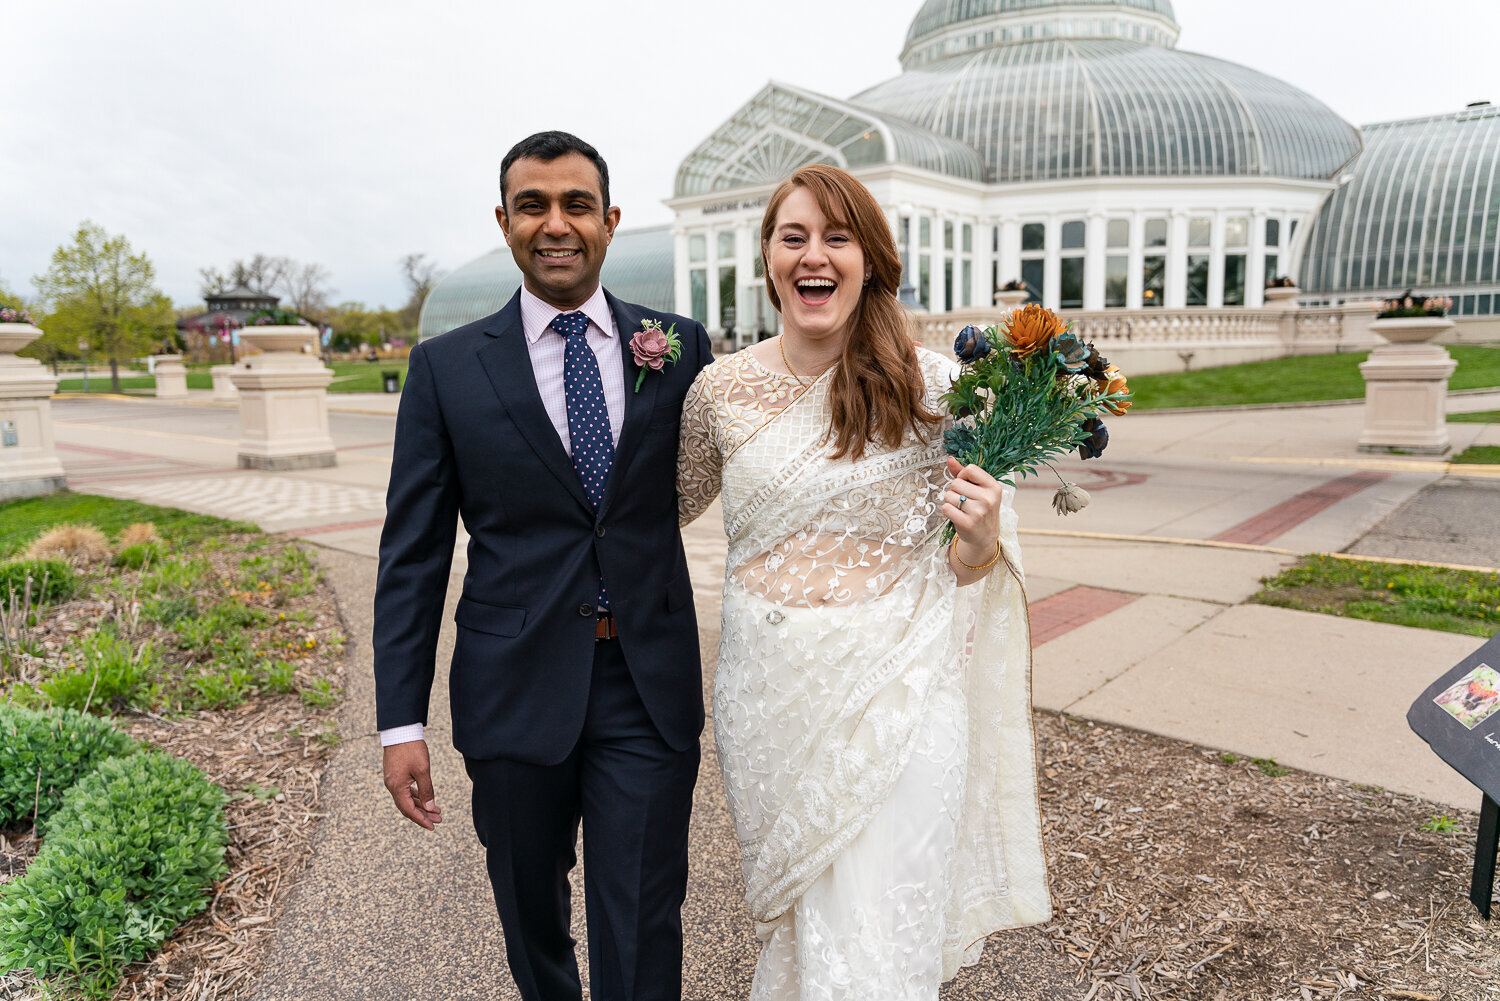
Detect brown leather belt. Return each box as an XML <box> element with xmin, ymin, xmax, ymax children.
<box><xmin>595</xmin><ymin>614</ymin><xmax>618</xmax><ymax>641</ymax></box>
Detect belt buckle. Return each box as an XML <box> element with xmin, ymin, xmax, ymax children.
<box><xmin>595</xmin><ymin>613</ymin><xmax>617</xmax><ymax>641</ymax></box>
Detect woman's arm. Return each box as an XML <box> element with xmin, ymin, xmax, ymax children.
<box><xmin>940</xmin><ymin>457</ymin><xmax>1005</xmax><ymax>587</ymax></box>
<box><xmin>677</xmin><ymin>370</ymin><xmax>723</xmax><ymax>527</ymax></box>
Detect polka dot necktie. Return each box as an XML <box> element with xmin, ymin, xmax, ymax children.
<box><xmin>551</xmin><ymin>311</ymin><xmax>613</xmax><ymax>609</ymax></box>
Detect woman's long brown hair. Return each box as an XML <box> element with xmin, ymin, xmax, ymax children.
<box><xmin>761</xmin><ymin>164</ymin><xmax>941</xmax><ymax>460</ymax></box>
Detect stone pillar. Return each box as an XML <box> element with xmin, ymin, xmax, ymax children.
<box><xmin>230</xmin><ymin>326</ymin><xmax>337</xmax><ymax>470</ymax></box>
<box><xmin>1166</xmin><ymin>211</ymin><xmax>1189</xmax><ymax>308</ymax></box>
<box><xmin>1083</xmin><ymin>213</ymin><xmax>1107</xmax><ymax>311</ymax></box>
<box><xmin>1358</xmin><ymin>317</ymin><xmax>1458</xmax><ymax>455</ymax></box>
<box><xmin>0</xmin><ymin>323</ymin><xmax>67</xmax><ymax>499</ymax></box>
<box><xmin>153</xmin><ymin>353</ymin><xmax>188</xmax><ymax>399</ymax></box>
<box><xmin>211</xmin><ymin>364</ymin><xmax>239</xmax><ymax>401</ymax></box>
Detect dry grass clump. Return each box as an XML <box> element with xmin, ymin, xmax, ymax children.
<box><xmin>22</xmin><ymin>523</ymin><xmax>111</xmax><ymax>564</ymax></box>
<box><xmin>118</xmin><ymin>522</ymin><xmax>159</xmax><ymax>548</ymax></box>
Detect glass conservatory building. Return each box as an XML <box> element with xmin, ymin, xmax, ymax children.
<box><xmin>420</xmin><ymin>0</ymin><xmax>1496</xmax><ymax>340</ymax></box>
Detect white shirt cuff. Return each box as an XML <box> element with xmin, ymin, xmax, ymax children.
<box><xmin>380</xmin><ymin>723</ymin><xmax>426</xmax><ymax>747</ymax></box>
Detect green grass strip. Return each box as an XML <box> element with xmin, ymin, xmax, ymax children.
<box><xmin>1453</xmin><ymin>445</ymin><xmax>1500</xmax><ymax>465</ymax></box>
<box><xmin>1128</xmin><ymin>345</ymin><xmax>1500</xmax><ymax>410</ymax></box>
<box><xmin>0</xmin><ymin>492</ymin><xmax>257</xmax><ymax>558</ymax></box>
<box><xmin>1252</xmin><ymin>554</ymin><xmax>1500</xmax><ymax>637</ymax></box>
<box><xmin>52</xmin><ymin>360</ymin><xmax>407</xmax><ymax>395</ymax></box>
<box><xmin>1449</xmin><ymin>409</ymin><xmax>1500</xmax><ymax>423</ymax></box>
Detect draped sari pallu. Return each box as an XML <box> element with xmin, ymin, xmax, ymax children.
<box><xmin>680</xmin><ymin>348</ymin><xmax>1051</xmax><ymax>985</ymax></box>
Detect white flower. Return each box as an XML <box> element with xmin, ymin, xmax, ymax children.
<box><xmin>1052</xmin><ymin>482</ymin><xmax>1091</xmax><ymax>516</ymax></box>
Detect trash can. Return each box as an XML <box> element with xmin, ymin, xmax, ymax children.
<box><xmin>382</xmin><ymin>370</ymin><xmax>400</xmax><ymax>393</ymax></box>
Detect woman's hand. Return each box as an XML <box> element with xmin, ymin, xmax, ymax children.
<box><xmin>941</xmin><ymin>457</ymin><xmax>1003</xmax><ymax>581</ymax></box>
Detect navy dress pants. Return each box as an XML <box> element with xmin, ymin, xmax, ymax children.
<box><xmin>465</xmin><ymin>637</ymin><xmax>700</xmax><ymax>1001</ymax></box>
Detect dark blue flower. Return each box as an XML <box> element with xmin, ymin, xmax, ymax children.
<box><xmin>954</xmin><ymin>325</ymin><xmax>993</xmax><ymax>363</ymax></box>
<box><xmin>1078</xmin><ymin>417</ymin><xmax>1108</xmax><ymax>460</ymax></box>
<box><xmin>1051</xmin><ymin>332</ymin><xmax>1091</xmax><ymax>373</ymax></box>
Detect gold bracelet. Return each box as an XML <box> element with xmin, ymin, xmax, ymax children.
<box><xmin>952</xmin><ymin>538</ymin><xmax>1001</xmax><ymax>571</ymax></box>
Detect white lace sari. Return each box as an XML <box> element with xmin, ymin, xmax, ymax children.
<box><xmin>678</xmin><ymin>346</ymin><xmax>1050</xmax><ymax>999</ymax></box>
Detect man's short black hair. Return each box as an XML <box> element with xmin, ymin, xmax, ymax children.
<box><xmin>499</xmin><ymin>131</ymin><xmax>611</xmax><ymax>214</ymax></box>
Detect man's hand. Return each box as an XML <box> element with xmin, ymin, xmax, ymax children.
<box><xmin>383</xmin><ymin>740</ymin><xmax>443</xmax><ymax>830</ymax></box>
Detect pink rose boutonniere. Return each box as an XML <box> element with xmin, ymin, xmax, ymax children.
<box><xmin>628</xmin><ymin>319</ymin><xmax>682</xmax><ymax>392</ymax></box>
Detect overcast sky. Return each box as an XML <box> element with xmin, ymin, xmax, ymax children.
<box><xmin>5</xmin><ymin>0</ymin><xmax>1495</xmax><ymax>311</ymax></box>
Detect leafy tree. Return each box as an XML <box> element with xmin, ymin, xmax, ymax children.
<box><xmin>325</xmin><ymin>301</ymin><xmax>402</xmax><ymax>353</ymax></box>
<box><xmin>32</xmin><ymin>222</ymin><xmax>175</xmax><ymax>392</ymax></box>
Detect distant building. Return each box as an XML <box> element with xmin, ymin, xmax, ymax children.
<box><xmin>421</xmin><ymin>0</ymin><xmax>1497</xmax><ymax>342</ymax></box>
<box><xmin>178</xmin><ymin>285</ymin><xmax>282</xmax><ymax>360</ymax></box>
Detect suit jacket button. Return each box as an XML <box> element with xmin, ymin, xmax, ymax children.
<box><xmin>578</xmin><ymin>603</ymin><xmax>594</xmax><ymax>617</ymax></box>
<box><xmin>595</xmin><ymin>526</ymin><xmax>606</xmax><ymax>538</ymax></box>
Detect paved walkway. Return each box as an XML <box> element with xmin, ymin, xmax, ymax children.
<box><xmin>35</xmin><ymin>389</ymin><xmax>1500</xmax><ymax>998</ymax></box>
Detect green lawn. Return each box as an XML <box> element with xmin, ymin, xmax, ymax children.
<box><xmin>1252</xmin><ymin>554</ymin><xmax>1500</xmax><ymax>637</ymax></box>
<box><xmin>1454</xmin><ymin>445</ymin><xmax>1500</xmax><ymax>465</ymax></box>
<box><xmin>1129</xmin><ymin>345</ymin><xmax>1500</xmax><ymax>410</ymax></box>
<box><xmin>52</xmin><ymin>361</ymin><xmax>409</xmax><ymax>395</ymax></box>
<box><xmin>1450</xmin><ymin>409</ymin><xmax>1500</xmax><ymax>423</ymax></box>
<box><xmin>0</xmin><ymin>492</ymin><xmax>255</xmax><ymax>557</ymax></box>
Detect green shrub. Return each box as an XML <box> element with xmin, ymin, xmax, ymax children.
<box><xmin>0</xmin><ymin>749</ymin><xmax>228</xmax><ymax>997</ymax></box>
<box><xmin>0</xmin><ymin>704</ymin><xmax>135</xmax><ymax>830</ymax></box>
<box><xmin>40</xmin><ymin>632</ymin><xmax>160</xmax><ymax>713</ymax></box>
<box><xmin>112</xmin><ymin>541</ymin><xmax>164</xmax><ymax>570</ymax></box>
<box><xmin>186</xmin><ymin>665</ymin><xmax>255</xmax><ymax>710</ymax></box>
<box><xmin>262</xmin><ymin>659</ymin><xmax>297</xmax><ymax>694</ymax></box>
<box><xmin>0</xmin><ymin>558</ymin><xmax>76</xmax><ymax>607</ymax></box>
<box><xmin>300</xmin><ymin>677</ymin><xmax>339</xmax><ymax>708</ymax></box>
<box><xmin>141</xmin><ymin>593</ymin><xmax>196</xmax><ymax>626</ymax></box>
<box><xmin>173</xmin><ymin>600</ymin><xmax>269</xmax><ymax>654</ymax></box>
<box><xmin>140</xmin><ymin>556</ymin><xmax>211</xmax><ymax>597</ymax></box>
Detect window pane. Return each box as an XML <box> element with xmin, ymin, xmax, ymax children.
<box><xmin>1186</xmin><ymin>255</ymin><xmax>1210</xmax><ymax>305</ymax></box>
<box><xmin>718</xmin><ymin>266</ymin><xmax>736</xmax><ymax>330</ymax></box>
<box><xmin>1142</xmin><ymin>255</ymin><xmax>1164</xmax><ymax>307</ymax></box>
<box><xmin>962</xmin><ymin>259</ymin><xmax>972</xmax><ymax>307</ymax></box>
<box><xmin>1145</xmin><ymin>218</ymin><xmax>1167</xmax><ymax>247</ymax></box>
<box><xmin>1265</xmin><ymin>253</ymin><xmax>1279</xmax><ymax>282</ymax></box>
<box><xmin>718</xmin><ymin>231</ymin><xmax>735</xmax><ymax>260</ymax></box>
<box><xmin>1107</xmin><ymin>219</ymin><xmax>1129</xmax><ymax>248</ymax></box>
<box><xmin>962</xmin><ymin>223</ymin><xmax>973</xmax><ymax>254</ymax></box>
<box><xmin>1105</xmin><ymin>255</ymin><xmax>1128</xmax><ymax>307</ymax></box>
<box><xmin>1189</xmin><ymin>218</ymin><xmax>1211</xmax><ymax>247</ymax></box>
<box><xmin>1265</xmin><ymin>218</ymin><xmax>1280</xmax><ymax>247</ymax></box>
<box><xmin>1021</xmin><ymin>258</ymin><xmax>1044</xmax><ymax>303</ymax></box>
<box><xmin>689</xmin><ymin>234</ymin><xmax>707</xmax><ymax>263</ymax></box>
<box><xmin>919</xmin><ymin>254</ymin><xmax>930</xmax><ymax>308</ymax></box>
<box><xmin>920</xmin><ymin>217</ymin><xmax>931</xmax><ymax>248</ymax></box>
<box><xmin>944</xmin><ymin>221</ymin><xmax>954</xmax><ymax>251</ymax></box>
<box><xmin>1223</xmin><ymin>254</ymin><xmax>1247</xmax><ymax>306</ymax></box>
<box><xmin>690</xmin><ymin>268</ymin><xmax>708</xmax><ymax>323</ymax></box>
<box><xmin>1225</xmin><ymin>217</ymin><xmax>1249</xmax><ymax>247</ymax></box>
<box><xmin>1022</xmin><ymin>222</ymin><xmax>1045</xmax><ymax>251</ymax></box>
<box><xmin>993</xmin><ymin>227</ymin><xmax>1000</xmax><ymax>253</ymax></box>
<box><xmin>1061</xmin><ymin>220</ymin><xmax>1086</xmax><ymax>249</ymax></box>
<box><xmin>1480</xmin><ymin>294</ymin><xmax>1493</xmax><ymax>315</ymax></box>
<box><xmin>1060</xmin><ymin>256</ymin><xmax>1084</xmax><ymax>308</ymax></box>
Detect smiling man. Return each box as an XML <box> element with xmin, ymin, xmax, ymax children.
<box><xmin>373</xmin><ymin>131</ymin><xmax>714</xmax><ymax>1001</ymax></box>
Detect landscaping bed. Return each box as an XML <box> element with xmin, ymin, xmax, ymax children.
<box><xmin>0</xmin><ymin>493</ymin><xmax>348</xmax><ymax>999</ymax></box>
<box><xmin>1251</xmin><ymin>555</ymin><xmax>1500</xmax><ymax>637</ymax></box>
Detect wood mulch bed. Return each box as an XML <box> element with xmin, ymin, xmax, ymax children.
<box><xmin>1</xmin><ymin>538</ymin><xmax>348</xmax><ymax>1001</ymax></box>
<box><xmin>1037</xmin><ymin>712</ymin><xmax>1499</xmax><ymax>1000</ymax></box>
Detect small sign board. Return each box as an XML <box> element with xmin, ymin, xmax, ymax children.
<box><xmin>1</xmin><ymin>421</ymin><xmax>15</xmax><ymax>447</ymax></box>
<box><xmin>1408</xmin><ymin>630</ymin><xmax>1500</xmax><ymax>917</ymax></box>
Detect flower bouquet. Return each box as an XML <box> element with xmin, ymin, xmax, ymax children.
<box><xmin>1375</xmin><ymin>289</ymin><xmax>1452</xmax><ymax>319</ymax></box>
<box><xmin>247</xmin><ymin>307</ymin><xmax>305</xmax><ymax>326</ymax></box>
<box><xmin>940</xmin><ymin>304</ymin><xmax>1131</xmax><ymax>540</ymax></box>
<box><xmin>0</xmin><ymin>307</ymin><xmax>34</xmax><ymax>325</ymax></box>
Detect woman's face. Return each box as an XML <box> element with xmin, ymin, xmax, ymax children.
<box><xmin>765</xmin><ymin>186</ymin><xmax>867</xmax><ymax>344</ymax></box>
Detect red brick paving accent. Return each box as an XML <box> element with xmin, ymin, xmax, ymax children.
<box><xmin>288</xmin><ymin>517</ymin><xmax>387</xmax><ymax>537</ymax></box>
<box><xmin>1029</xmin><ymin>585</ymin><xmax>1141</xmax><ymax>646</ymax></box>
<box><xmin>1210</xmin><ymin>470</ymin><xmax>1390</xmax><ymax>546</ymax></box>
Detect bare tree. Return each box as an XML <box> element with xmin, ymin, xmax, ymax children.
<box><xmin>277</xmin><ymin>261</ymin><xmax>334</xmax><ymax>323</ymax></box>
<box><xmin>198</xmin><ymin>266</ymin><xmax>232</xmax><ymax>298</ymax></box>
<box><xmin>398</xmin><ymin>253</ymin><xmax>444</xmax><ymax>332</ymax></box>
<box><xmin>233</xmin><ymin>254</ymin><xmax>291</xmax><ymax>293</ymax></box>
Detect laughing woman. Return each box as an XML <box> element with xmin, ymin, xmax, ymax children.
<box><xmin>677</xmin><ymin>164</ymin><xmax>1050</xmax><ymax>1000</ymax></box>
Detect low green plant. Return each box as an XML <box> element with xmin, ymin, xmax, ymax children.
<box><xmin>240</xmin><ymin>545</ymin><xmax>321</xmax><ymax>599</ymax></box>
<box><xmin>0</xmin><ymin>558</ymin><xmax>76</xmax><ymax>607</ymax></box>
<box><xmin>300</xmin><ymin>677</ymin><xmax>339</xmax><ymax>708</ymax></box>
<box><xmin>1253</xmin><ymin>555</ymin><xmax>1500</xmax><ymax>638</ymax></box>
<box><xmin>112</xmin><ymin>541</ymin><xmax>164</xmax><ymax>570</ymax></box>
<box><xmin>1218</xmin><ymin>752</ymin><xmax>1238</xmax><ymax>764</ymax></box>
<box><xmin>240</xmin><ymin>782</ymin><xmax>279</xmax><ymax>801</ymax></box>
<box><xmin>262</xmin><ymin>659</ymin><xmax>297</xmax><ymax>694</ymax></box>
<box><xmin>1252</xmin><ymin>757</ymin><xmax>1288</xmax><ymax>778</ymax></box>
<box><xmin>0</xmin><ymin>704</ymin><xmax>136</xmax><ymax>830</ymax></box>
<box><xmin>185</xmin><ymin>665</ymin><xmax>256</xmax><ymax>710</ymax></box>
<box><xmin>39</xmin><ymin>632</ymin><xmax>160</xmax><ymax>713</ymax></box>
<box><xmin>140</xmin><ymin>556</ymin><xmax>212</xmax><ymax>597</ymax></box>
<box><xmin>172</xmin><ymin>600</ymin><xmax>265</xmax><ymax>653</ymax></box>
<box><xmin>1419</xmin><ymin>813</ymin><xmax>1459</xmax><ymax>833</ymax></box>
<box><xmin>0</xmin><ymin>749</ymin><xmax>227</xmax><ymax>998</ymax></box>
<box><xmin>141</xmin><ymin>593</ymin><xmax>196</xmax><ymax>626</ymax></box>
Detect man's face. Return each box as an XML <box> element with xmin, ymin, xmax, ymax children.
<box><xmin>496</xmin><ymin>152</ymin><xmax>620</xmax><ymax>309</ymax></box>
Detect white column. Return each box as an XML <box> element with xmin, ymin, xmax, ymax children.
<box><xmin>706</xmin><ymin>230</ymin><xmax>721</xmax><ymax>336</ymax></box>
<box><xmin>930</xmin><ymin>214</ymin><xmax>947</xmax><ymax>314</ymax></box>
<box><xmin>998</xmin><ymin>218</ymin><xmax>1020</xmax><ymax>288</ymax></box>
<box><xmin>1248</xmin><ymin>209</ymin><xmax>1269</xmax><ymax>308</ymax></box>
<box><xmin>1127</xmin><ymin>213</ymin><xmax>1144</xmax><ymax>309</ymax></box>
<box><xmin>1084</xmin><ymin>213</ymin><xmax>1107</xmax><ymax>311</ymax></box>
<box><xmin>1043</xmin><ymin>216</ymin><xmax>1060</xmax><ymax>311</ymax></box>
<box><xmin>671</xmin><ymin>227</ymin><xmax>690</xmax><ymax>318</ymax></box>
<box><xmin>1207</xmin><ymin>212</ymin><xmax>1226</xmax><ymax>309</ymax></box>
<box><xmin>231</xmin><ymin>326</ymin><xmax>337</xmax><ymax>470</ymax></box>
<box><xmin>1166</xmin><ymin>210</ymin><xmax>1189</xmax><ymax>308</ymax></box>
<box><xmin>0</xmin><ymin>323</ymin><xmax>67</xmax><ymax>499</ymax></box>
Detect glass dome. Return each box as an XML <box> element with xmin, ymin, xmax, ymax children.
<box><xmin>1300</xmin><ymin>104</ymin><xmax>1500</xmax><ymax>301</ymax></box>
<box><xmin>904</xmin><ymin>0</ymin><xmax>1179</xmax><ymax>61</ymax></box>
<box><xmin>418</xmin><ymin>226</ymin><xmax>675</xmax><ymax>340</ymax></box>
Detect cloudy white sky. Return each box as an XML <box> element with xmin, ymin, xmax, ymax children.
<box><xmin>4</xmin><ymin>0</ymin><xmax>1495</xmax><ymax>311</ymax></box>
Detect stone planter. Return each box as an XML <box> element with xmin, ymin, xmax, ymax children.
<box><xmin>1358</xmin><ymin>315</ymin><xmax>1458</xmax><ymax>454</ymax></box>
<box><xmin>1263</xmin><ymin>285</ymin><xmax>1300</xmax><ymax>310</ymax></box>
<box><xmin>993</xmin><ymin>288</ymin><xmax>1030</xmax><ymax>312</ymax></box>
<box><xmin>0</xmin><ymin>322</ymin><xmax>67</xmax><ymax>498</ymax></box>
<box><xmin>229</xmin><ymin>325</ymin><xmax>336</xmax><ymax>470</ymax></box>
<box><xmin>211</xmin><ymin>364</ymin><xmax>239</xmax><ymax>401</ymax></box>
<box><xmin>153</xmin><ymin>353</ymin><xmax>188</xmax><ymax>399</ymax></box>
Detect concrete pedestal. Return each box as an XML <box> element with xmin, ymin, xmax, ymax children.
<box><xmin>0</xmin><ymin>323</ymin><xmax>67</xmax><ymax>498</ymax></box>
<box><xmin>1358</xmin><ymin>317</ymin><xmax>1458</xmax><ymax>455</ymax></box>
<box><xmin>994</xmin><ymin>288</ymin><xmax>1030</xmax><ymax>312</ymax></box>
<box><xmin>153</xmin><ymin>354</ymin><xmax>188</xmax><ymax>399</ymax></box>
<box><xmin>1263</xmin><ymin>286</ymin><xmax>1300</xmax><ymax>311</ymax></box>
<box><xmin>230</xmin><ymin>327</ymin><xmax>336</xmax><ymax>470</ymax></box>
<box><xmin>211</xmin><ymin>364</ymin><xmax>239</xmax><ymax>401</ymax></box>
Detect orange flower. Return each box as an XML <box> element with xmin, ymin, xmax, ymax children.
<box><xmin>1004</xmin><ymin>303</ymin><xmax>1066</xmax><ymax>359</ymax></box>
<box><xmin>1098</xmin><ymin>365</ymin><xmax>1131</xmax><ymax>414</ymax></box>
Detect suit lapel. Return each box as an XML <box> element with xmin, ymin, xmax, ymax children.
<box><xmin>598</xmin><ymin>291</ymin><xmax>660</xmax><ymax>520</ymax></box>
<box><xmin>475</xmin><ymin>292</ymin><xmax>592</xmax><ymax>513</ymax></box>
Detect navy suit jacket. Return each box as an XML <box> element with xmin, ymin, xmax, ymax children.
<box><xmin>372</xmin><ymin>288</ymin><xmax>712</xmax><ymax>764</ymax></box>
